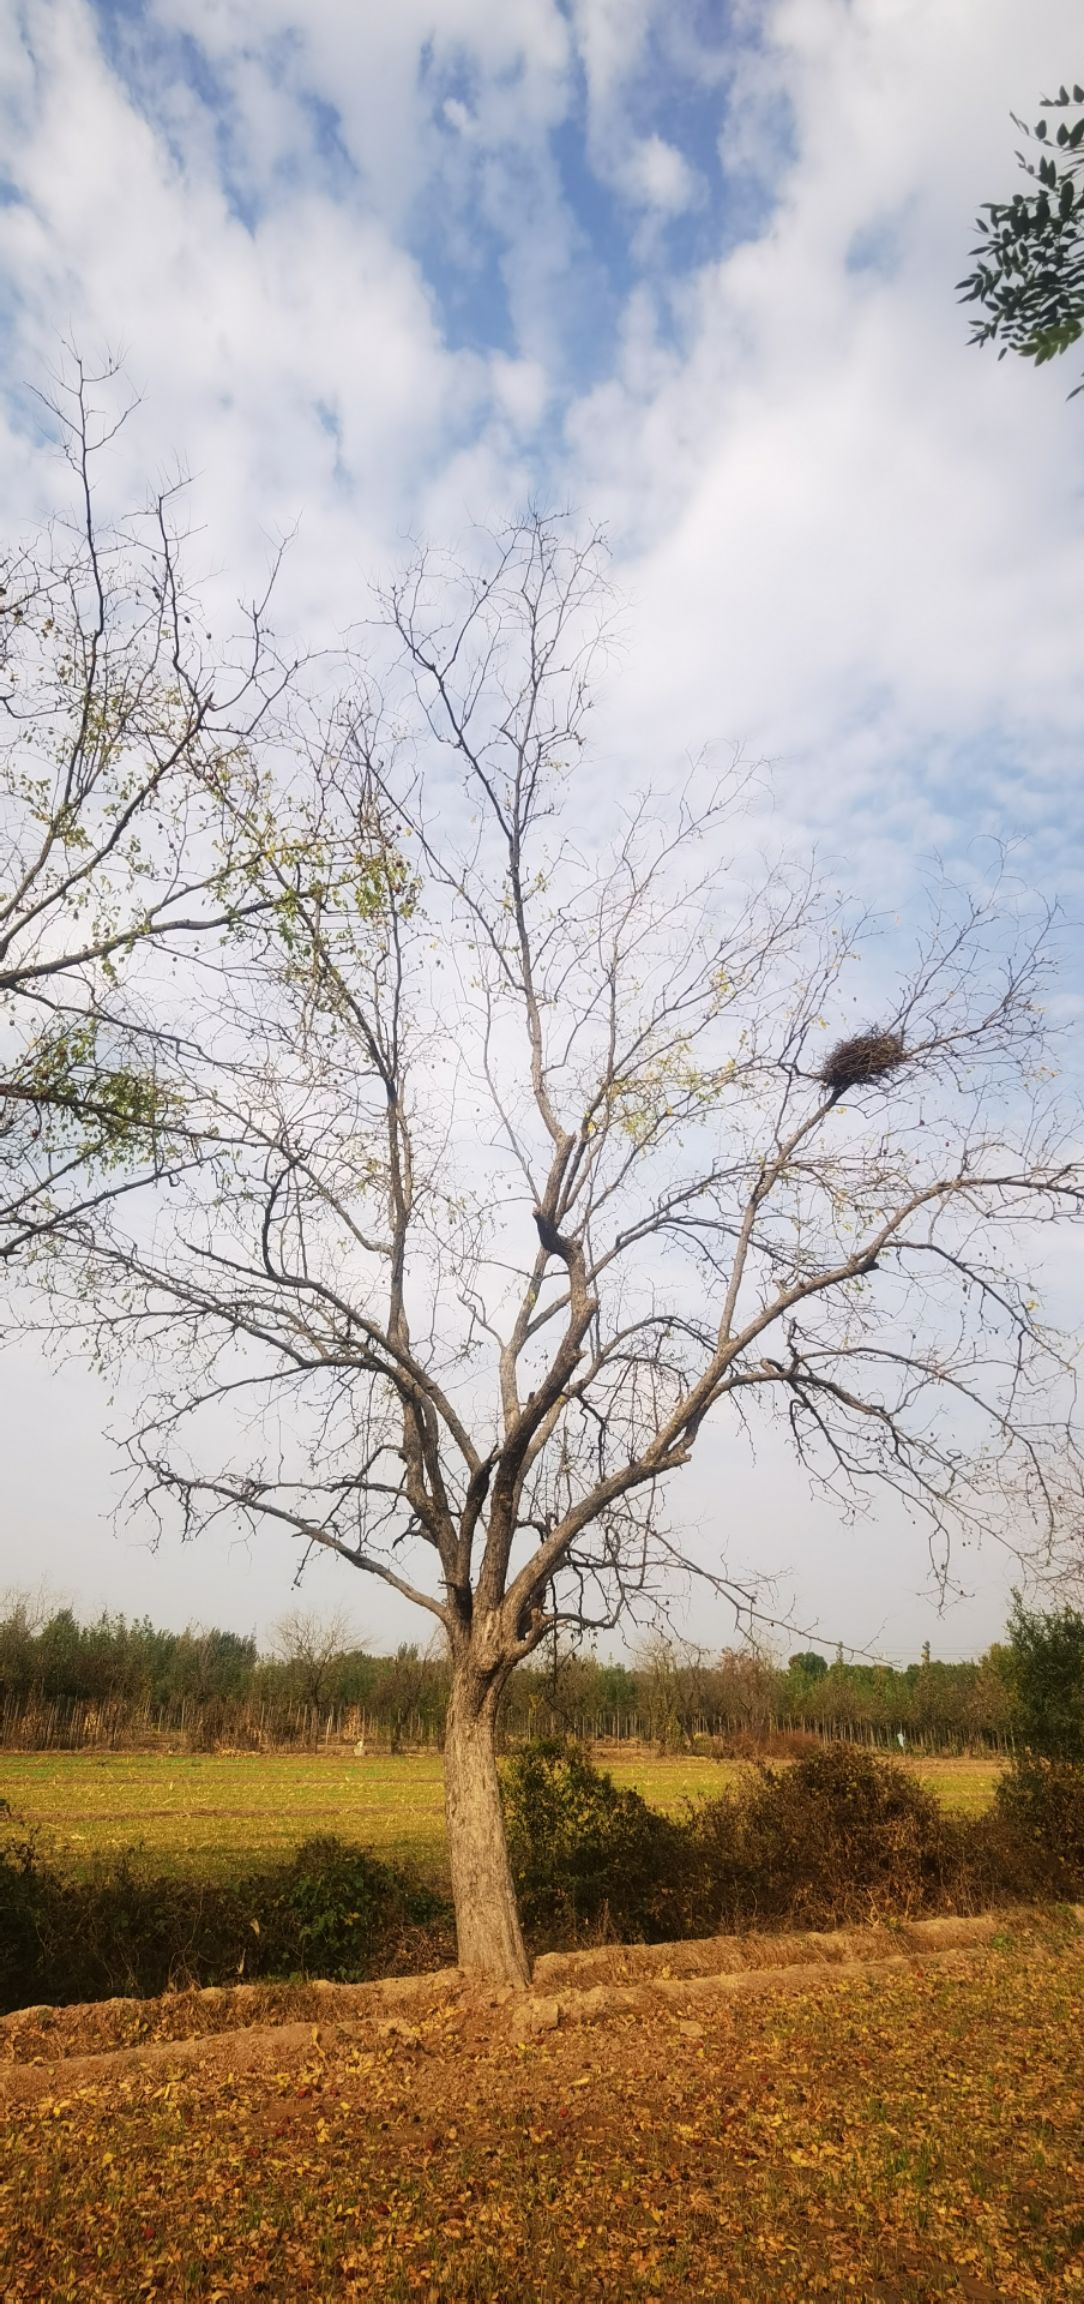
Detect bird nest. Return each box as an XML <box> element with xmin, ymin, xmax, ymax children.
<box><xmin>819</xmin><ymin>1028</ymin><xmax>906</xmax><ymax>1093</ymax></box>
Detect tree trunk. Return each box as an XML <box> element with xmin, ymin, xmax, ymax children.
<box><xmin>443</xmin><ymin>1662</ymin><xmax>530</xmax><ymax>1988</ymax></box>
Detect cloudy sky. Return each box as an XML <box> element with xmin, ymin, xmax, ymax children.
<box><xmin>2</xmin><ymin>0</ymin><xmax>1083</xmax><ymax>1662</ymax></box>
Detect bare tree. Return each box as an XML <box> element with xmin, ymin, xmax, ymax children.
<box><xmin>379</xmin><ymin>1641</ymin><xmax>445</xmax><ymax>1754</ymax></box>
<box><xmin>56</xmin><ymin>514</ymin><xmax>1084</xmax><ymax>1986</ymax></box>
<box><xmin>637</xmin><ymin>1635</ymin><xmax>729</xmax><ymax>1750</ymax></box>
<box><xmin>0</xmin><ymin>352</ymin><xmax>297</xmax><ymax>1267</ymax></box>
<box><xmin>268</xmin><ymin>1603</ymin><xmax>359</xmax><ymax>1710</ymax></box>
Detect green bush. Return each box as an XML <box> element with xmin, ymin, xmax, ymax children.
<box><xmin>0</xmin><ymin>1815</ymin><xmax>451</xmax><ymax>2014</ymax></box>
<box><xmin>263</xmin><ymin>1835</ymin><xmax>445</xmax><ymax>1973</ymax></box>
<box><xmin>502</xmin><ymin>1738</ymin><xmax>688</xmax><ymax>1942</ymax></box>
<box><xmin>9</xmin><ymin>1743</ymin><xmax>1084</xmax><ymax>2016</ymax></box>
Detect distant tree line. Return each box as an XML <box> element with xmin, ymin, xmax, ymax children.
<box><xmin>2</xmin><ymin>1592</ymin><xmax>1077</xmax><ymax>1754</ymax></box>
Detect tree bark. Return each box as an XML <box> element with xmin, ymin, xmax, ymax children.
<box><xmin>443</xmin><ymin>1660</ymin><xmax>530</xmax><ymax>1988</ymax></box>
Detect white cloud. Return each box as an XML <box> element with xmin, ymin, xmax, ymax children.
<box><xmin>0</xmin><ymin>0</ymin><xmax>511</xmax><ymax>632</ymax></box>
<box><xmin>489</xmin><ymin>351</ymin><xmax>549</xmax><ymax>432</ymax></box>
<box><xmin>149</xmin><ymin>0</ymin><xmax>572</xmax><ymax>224</ymax></box>
<box><xmin>567</xmin><ymin>0</ymin><xmax>708</xmax><ymax>222</ymax></box>
<box><xmin>561</xmin><ymin>0</ymin><xmax>1084</xmax><ymax>907</ymax></box>
<box><xmin>621</xmin><ymin>131</ymin><xmax>699</xmax><ymax>214</ymax></box>
<box><xmin>568</xmin><ymin>0</ymin><xmax>657</xmax><ymax>107</ymax></box>
<box><xmin>1</xmin><ymin>0</ymin><xmax>1083</xmax><ymax>1654</ymax></box>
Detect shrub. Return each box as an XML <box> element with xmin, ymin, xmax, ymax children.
<box><xmin>0</xmin><ymin>1814</ymin><xmax>451</xmax><ymax>2014</ymax></box>
<box><xmin>261</xmin><ymin>1836</ymin><xmax>446</xmax><ymax>1975</ymax></box>
<box><xmin>501</xmin><ymin>1740</ymin><xmax>981</xmax><ymax>1945</ymax></box>
<box><xmin>690</xmin><ymin>1745</ymin><xmax>968</xmax><ymax>1930</ymax></box>
<box><xmin>502</xmin><ymin>1739</ymin><xmax>687</xmax><ymax>1942</ymax></box>
<box><xmin>0</xmin><ymin>1811</ymin><xmax>51</xmax><ymax>2011</ymax></box>
<box><xmin>977</xmin><ymin>1755</ymin><xmax>1084</xmax><ymax>1899</ymax></box>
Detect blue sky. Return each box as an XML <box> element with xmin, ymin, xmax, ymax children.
<box><xmin>1</xmin><ymin>0</ymin><xmax>1083</xmax><ymax>1659</ymax></box>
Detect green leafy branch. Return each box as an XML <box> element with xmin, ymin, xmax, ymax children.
<box><xmin>959</xmin><ymin>84</ymin><xmax>1084</xmax><ymax>393</ymax></box>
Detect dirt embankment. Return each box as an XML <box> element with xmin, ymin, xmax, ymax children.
<box><xmin>4</xmin><ymin>1905</ymin><xmax>1079</xmax><ymax>2103</ymax></box>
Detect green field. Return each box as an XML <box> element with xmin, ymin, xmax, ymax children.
<box><xmin>0</xmin><ymin>1749</ymin><xmax>1003</xmax><ymax>1881</ymax></box>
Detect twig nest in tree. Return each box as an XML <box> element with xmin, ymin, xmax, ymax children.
<box><xmin>819</xmin><ymin>1029</ymin><xmax>906</xmax><ymax>1093</ymax></box>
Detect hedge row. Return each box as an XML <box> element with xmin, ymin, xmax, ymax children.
<box><xmin>0</xmin><ymin>1823</ymin><xmax>452</xmax><ymax>2013</ymax></box>
<box><xmin>3</xmin><ymin>1743</ymin><xmax>1083</xmax><ymax>2012</ymax></box>
<box><xmin>501</xmin><ymin>1740</ymin><xmax>1084</xmax><ymax>1943</ymax></box>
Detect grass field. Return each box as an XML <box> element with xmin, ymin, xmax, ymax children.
<box><xmin>0</xmin><ymin>1749</ymin><xmax>1004</xmax><ymax>1881</ymax></box>
<box><xmin>3</xmin><ymin>1923</ymin><xmax>1082</xmax><ymax>2301</ymax></box>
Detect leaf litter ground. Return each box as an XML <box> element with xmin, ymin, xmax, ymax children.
<box><xmin>2</xmin><ymin>1914</ymin><xmax>1083</xmax><ymax>2302</ymax></box>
